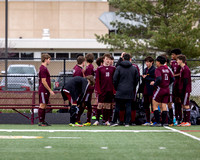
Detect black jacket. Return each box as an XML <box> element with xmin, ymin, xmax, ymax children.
<box><xmin>61</xmin><ymin>76</ymin><xmax>89</xmax><ymax>104</ymax></box>
<box><xmin>113</xmin><ymin>61</ymin><xmax>139</xmax><ymax>99</ymax></box>
<box><xmin>139</xmin><ymin>65</ymin><xmax>155</xmax><ymax>96</ymax></box>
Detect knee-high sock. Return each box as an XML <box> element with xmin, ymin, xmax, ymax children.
<box><xmin>145</xmin><ymin>109</ymin><xmax>150</xmax><ymax>123</ymax></box>
<box><xmin>154</xmin><ymin>110</ymin><xmax>160</xmax><ymax>123</ymax></box>
<box><xmin>162</xmin><ymin>111</ymin><xmax>167</xmax><ymax>124</ymax></box>
<box><xmin>96</xmin><ymin>109</ymin><xmax>102</xmax><ymax>121</ymax></box>
<box><xmin>38</xmin><ymin>108</ymin><xmax>45</xmax><ymax>122</ymax></box>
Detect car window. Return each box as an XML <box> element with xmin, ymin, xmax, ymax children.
<box><xmin>8</xmin><ymin>67</ymin><xmax>36</xmax><ymax>74</ymax></box>
<box><xmin>2</xmin><ymin>77</ymin><xmax>28</xmax><ymax>84</ymax></box>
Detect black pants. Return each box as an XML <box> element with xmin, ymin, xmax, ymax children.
<box><xmin>113</xmin><ymin>99</ymin><xmax>132</xmax><ymax>125</ymax></box>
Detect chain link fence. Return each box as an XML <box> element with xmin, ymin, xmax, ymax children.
<box><xmin>0</xmin><ymin>58</ymin><xmax>200</xmax><ymax>106</ymax></box>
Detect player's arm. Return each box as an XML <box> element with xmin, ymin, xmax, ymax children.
<box><xmin>152</xmin><ymin>76</ymin><xmax>162</xmax><ymax>86</ymax></box>
<box><xmin>174</xmin><ymin>73</ymin><xmax>180</xmax><ymax>77</ymax></box>
<box><xmin>41</xmin><ymin>78</ymin><xmax>55</xmax><ymax>95</ymax></box>
<box><xmin>95</xmin><ymin>68</ymin><xmax>101</xmax><ymax>94</ymax></box>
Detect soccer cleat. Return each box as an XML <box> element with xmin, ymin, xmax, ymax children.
<box><xmin>178</xmin><ymin>122</ymin><xmax>186</xmax><ymax>127</ymax></box>
<box><xmin>142</xmin><ymin>122</ymin><xmax>151</xmax><ymax>126</ymax></box>
<box><xmin>168</xmin><ymin>123</ymin><xmax>174</xmax><ymax>127</ymax></box>
<box><xmin>110</xmin><ymin>123</ymin><xmax>119</xmax><ymax>127</ymax></box>
<box><xmin>93</xmin><ymin>121</ymin><xmax>99</xmax><ymax>126</ymax></box>
<box><xmin>105</xmin><ymin>121</ymin><xmax>110</xmax><ymax>126</ymax></box>
<box><xmin>125</xmin><ymin>124</ymin><xmax>129</xmax><ymax>127</ymax></box>
<box><xmin>92</xmin><ymin>116</ymin><xmax>96</xmax><ymax>120</ymax></box>
<box><xmin>83</xmin><ymin>122</ymin><xmax>91</xmax><ymax>126</ymax></box>
<box><xmin>75</xmin><ymin>122</ymin><xmax>83</xmax><ymax>127</ymax></box>
<box><xmin>69</xmin><ymin>123</ymin><xmax>75</xmax><ymax>127</ymax></box>
<box><xmin>150</xmin><ymin>122</ymin><xmax>161</xmax><ymax>127</ymax></box>
<box><xmin>38</xmin><ymin>121</ymin><xmax>51</xmax><ymax>127</ymax></box>
<box><xmin>182</xmin><ymin>122</ymin><xmax>191</xmax><ymax>127</ymax></box>
<box><xmin>100</xmin><ymin>115</ymin><xmax>103</xmax><ymax>120</ymax></box>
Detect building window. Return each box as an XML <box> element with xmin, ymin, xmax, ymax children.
<box><xmin>56</xmin><ymin>53</ymin><xmax>69</xmax><ymax>60</ymax></box>
<box><xmin>21</xmin><ymin>52</ymin><xmax>34</xmax><ymax>60</ymax></box>
<box><xmin>71</xmin><ymin>53</ymin><xmax>83</xmax><ymax>60</ymax></box>
<box><xmin>85</xmin><ymin>53</ymin><xmax>98</xmax><ymax>60</ymax></box>
<box><xmin>41</xmin><ymin>53</ymin><xmax>55</xmax><ymax>59</ymax></box>
<box><xmin>99</xmin><ymin>53</ymin><xmax>105</xmax><ymax>57</ymax></box>
<box><xmin>8</xmin><ymin>52</ymin><xmax>19</xmax><ymax>59</ymax></box>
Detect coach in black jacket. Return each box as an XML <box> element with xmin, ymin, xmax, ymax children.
<box><xmin>113</xmin><ymin>53</ymin><xmax>139</xmax><ymax>126</ymax></box>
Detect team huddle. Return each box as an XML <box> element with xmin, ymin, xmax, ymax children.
<box><xmin>38</xmin><ymin>48</ymin><xmax>192</xmax><ymax>127</ymax></box>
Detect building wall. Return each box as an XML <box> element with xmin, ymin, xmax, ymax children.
<box><xmin>0</xmin><ymin>1</ymin><xmax>109</xmax><ymax>39</ymax></box>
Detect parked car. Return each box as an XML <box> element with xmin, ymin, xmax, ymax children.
<box><xmin>0</xmin><ymin>77</ymin><xmax>33</xmax><ymax>91</ymax></box>
<box><xmin>1</xmin><ymin>64</ymin><xmax>38</xmax><ymax>90</ymax></box>
<box><xmin>53</xmin><ymin>71</ymin><xmax>73</xmax><ymax>91</ymax></box>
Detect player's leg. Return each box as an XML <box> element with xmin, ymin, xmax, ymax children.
<box><xmin>161</xmin><ymin>103</ymin><xmax>168</xmax><ymax>126</ymax></box>
<box><xmin>143</xmin><ymin>95</ymin><xmax>151</xmax><ymax>125</ymax></box>
<box><xmin>131</xmin><ymin>100</ymin><xmax>136</xmax><ymax>126</ymax></box>
<box><xmin>76</xmin><ymin>102</ymin><xmax>85</xmax><ymax>124</ymax></box>
<box><xmin>181</xmin><ymin>93</ymin><xmax>191</xmax><ymax>126</ymax></box>
<box><xmin>125</xmin><ymin>100</ymin><xmax>132</xmax><ymax>126</ymax></box>
<box><xmin>152</xmin><ymin>99</ymin><xmax>161</xmax><ymax>126</ymax></box>
<box><xmin>103</xmin><ymin>103</ymin><xmax>112</xmax><ymax>126</ymax></box>
<box><xmin>93</xmin><ymin>103</ymin><xmax>103</xmax><ymax>125</ymax></box>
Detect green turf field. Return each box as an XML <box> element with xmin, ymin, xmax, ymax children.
<box><xmin>0</xmin><ymin>125</ymin><xmax>199</xmax><ymax>160</ymax></box>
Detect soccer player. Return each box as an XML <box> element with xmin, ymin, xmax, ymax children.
<box><xmin>82</xmin><ymin>53</ymin><xmax>95</xmax><ymax>126</ymax></box>
<box><xmin>73</xmin><ymin>56</ymin><xmax>85</xmax><ymax>77</ymax></box>
<box><xmin>170</xmin><ymin>49</ymin><xmax>182</xmax><ymax>124</ymax></box>
<box><xmin>93</xmin><ymin>53</ymin><xmax>116</xmax><ymax>126</ymax></box>
<box><xmin>38</xmin><ymin>53</ymin><xmax>55</xmax><ymax>126</ymax></box>
<box><xmin>150</xmin><ymin>56</ymin><xmax>174</xmax><ymax>126</ymax></box>
<box><xmin>61</xmin><ymin>76</ymin><xmax>95</xmax><ymax>126</ymax></box>
<box><xmin>141</xmin><ymin>56</ymin><xmax>155</xmax><ymax>126</ymax></box>
<box><xmin>177</xmin><ymin>55</ymin><xmax>191</xmax><ymax>127</ymax></box>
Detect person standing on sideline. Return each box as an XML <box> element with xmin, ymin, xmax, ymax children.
<box><xmin>112</xmin><ymin>53</ymin><xmax>139</xmax><ymax>126</ymax></box>
<box><xmin>93</xmin><ymin>53</ymin><xmax>116</xmax><ymax>126</ymax></box>
<box><xmin>177</xmin><ymin>55</ymin><xmax>191</xmax><ymax>127</ymax></box>
<box><xmin>150</xmin><ymin>56</ymin><xmax>174</xmax><ymax>126</ymax></box>
<box><xmin>38</xmin><ymin>53</ymin><xmax>55</xmax><ymax>126</ymax></box>
<box><xmin>73</xmin><ymin>56</ymin><xmax>86</xmax><ymax>77</ymax></box>
<box><xmin>140</xmin><ymin>56</ymin><xmax>155</xmax><ymax>126</ymax></box>
<box><xmin>170</xmin><ymin>49</ymin><xmax>182</xmax><ymax>124</ymax></box>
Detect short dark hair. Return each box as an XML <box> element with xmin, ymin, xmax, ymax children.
<box><xmin>161</xmin><ymin>54</ymin><xmax>170</xmax><ymax>64</ymax></box>
<box><xmin>144</xmin><ymin>56</ymin><xmax>154</xmax><ymax>63</ymax></box>
<box><xmin>76</xmin><ymin>53</ymin><xmax>84</xmax><ymax>58</ymax></box>
<box><xmin>85</xmin><ymin>53</ymin><xmax>94</xmax><ymax>63</ymax></box>
<box><xmin>96</xmin><ymin>57</ymin><xmax>103</xmax><ymax>66</ymax></box>
<box><xmin>77</xmin><ymin>56</ymin><xmax>85</xmax><ymax>65</ymax></box>
<box><xmin>103</xmin><ymin>53</ymin><xmax>112</xmax><ymax>59</ymax></box>
<box><xmin>177</xmin><ymin>54</ymin><xmax>186</xmax><ymax>63</ymax></box>
<box><xmin>171</xmin><ymin>48</ymin><xmax>181</xmax><ymax>55</ymax></box>
<box><xmin>123</xmin><ymin>53</ymin><xmax>131</xmax><ymax>61</ymax></box>
<box><xmin>110</xmin><ymin>55</ymin><xmax>114</xmax><ymax>60</ymax></box>
<box><xmin>41</xmin><ymin>53</ymin><xmax>51</xmax><ymax>62</ymax></box>
<box><xmin>156</xmin><ymin>56</ymin><xmax>166</xmax><ymax>64</ymax></box>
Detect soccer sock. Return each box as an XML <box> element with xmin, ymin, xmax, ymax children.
<box><xmin>177</xmin><ymin>103</ymin><xmax>182</xmax><ymax>121</ymax></box>
<box><xmin>145</xmin><ymin>109</ymin><xmax>150</xmax><ymax>123</ymax></box>
<box><xmin>87</xmin><ymin>107</ymin><xmax>92</xmax><ymax>123</ymax></box>
<box><xmin>103</xmin><ymin>109</ymin><xmax>109</xmax><ymax>122</ymax></box>
<box><xmin>169</xmin><ymin>108</ymin><xmax>173</xmax><ymax>123</ymax></box>
<box><xmin>186</xmin><ymin>109</ymin><xmax>191</xmax><ymax>123</ymax></box>
<box><xmin>119</xmin><ymin>110</ymin><xmax>125</xmax><ymax>123</ymax></box>
<box><xmin>131</xmin><ymin>110</ymin><xmax>136</xmax><ymax>123</ymax></box>
<box><xmin>42</xmin><ymin>109</ymin><xmax>46</xmax><ymax>122</ymax></box>
<box><xmin>38</xmin><ymin>108</ymin><xmax>45</xmax><ymax>122</ymax></box>
<box><xmin>96</xmin><ymin>109</ymin><xmax>101</xmax><ymax>121</ymax></box>
<box><xmin>161</xmin><ymin>111</ymin><xmax>167</xmax><ymax>124</ymax></box>
<box><xmin>154</xmin><ymin>110</ymin><xmax>160</xmax><ymax>123</ymax></box>
<box><xmin>183</xmin><ymin>109</ymin><xmax>186</xmax><ymax>122</ymax></box>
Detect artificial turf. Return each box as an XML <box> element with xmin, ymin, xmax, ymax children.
<box><xmin>0</xmin><ymin>125</ymin><xmax>199</xmax><ymax>160</ymax></box>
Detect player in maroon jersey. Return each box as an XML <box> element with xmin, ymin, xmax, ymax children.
<box><xmin>177</xmin><ymin>55</ymin><xmax>192</xmax><ymax>127</ymax></box>
<box><xmin>170</xmin><ymin>49</ymin><xmax>182</xmax><ymax>124</ymax></box>
<box><xmin>78</xmin><ymin>53</ymin><xmax>95</xmax><ymax>126</ymax></box>
<box><xmin>150</xmin><ymin>56</ymin><xmax>174</xmax><ymax>126</ymax></box>
<box><xmin>140</xmin><ymin>56</ymin><xmax>156</xmax><ymax>126</ymax></box>
<box><xmin>73</xmin><ymin>56</ymin><xmax>85</xmax><ymax>77</ymax></box>
<box><xmin>38</xmin><ymin>53</ymin><xmax>55</xmax><ymax>126</ymax></box>
<box><xmin>93</xmin><ymin>53</ymin><xmax>116</xmax><ymax>126</ymax></box>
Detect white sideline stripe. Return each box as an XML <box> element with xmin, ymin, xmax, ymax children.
<box><xmin>165</xmin><ymin>126</ymin><xmax>200</xmax><ymax>142</ymax></box>
<box><xmin>0</xmin><ymin>129</ymin><xmax>173</xmax><ymax>133</ymax></box>
<box><xmin>48</xmin><ymin>137</ymin><xmax>81</xmax><ymax>139</ymax></box>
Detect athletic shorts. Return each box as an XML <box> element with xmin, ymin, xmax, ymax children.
<box><xmin>98</xmin><ymin>91</ymin><xmax>114</xmax><ymax>103</ymax></box>
<box><xmin>153</xmin><ymin>87</ymin><xmax>169</xmax><ymax>104</ymax></box>
<box><xmin>39</xmin><ymin>91</ymin><xmax>50</xmax><ymax>104</ymax></box>
<box><xmin>181</xmin><ymin>92</ymin><xmax>190</xmax><ymax>106</ymax></box>
<box><xmin>62</xmin><ymin>89</ymin><xmax>77</xmax><ymax>105</ymax></box>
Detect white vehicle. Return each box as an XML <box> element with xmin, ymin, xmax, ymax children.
<box><xmin>1</xmin><ymin>64</ymin><xmax>38</xmax><ymax>90</ymax></box>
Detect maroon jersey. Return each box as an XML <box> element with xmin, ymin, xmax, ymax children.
<box><xmin>155</xmin><ymin>65</ymin><xmax>173</xmax><ymax>88</ymax></box>
<box><xmin>95</xmin><ymin>65</ymin><xmax>115</xmax><ymax>95</ymax></box>
<box><xmin>179</xmin><ymin>65</ymin><xmax>191</xmax><ymax>93</ymax></box>
<box><xmin>73</xmin><ymin>65</ymin><xmax>84</xmax><ymax>77</ymax></box>
<box><xmin>171</xmin><ymin>60</ymin><xmax>181</xmax><ymax>75</ymax></box>
<box><xmin>84</xmin><ymin>63</ymin><xmax>95</xmax><ymax>76</ymax></box>
<box><xmin>132</xmin><ymin>63</ymin><xmax>140</xmax><ymax>76</ymax></box>
<box><xmin>39</xmin><ymin>65</ymin><xmax>51</xmax><ymax>92</ymax></box>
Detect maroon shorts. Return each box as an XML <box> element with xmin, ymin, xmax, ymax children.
<box><xmin>153</xmin><ymin>87</ymin><xmax>169</xmax><ymax>104</ymax></box>
<box><xmin>98</xmin><ymin>91</ymin><xmax>114</xmax><ymax>103</ymax></box>
<box><xmin>39</xmin><ymin>91</ymin><xmax>50</xmax><ymax>104</ymax></box>
<box><xmin>181</xmin><ymin>92</ymin><xmax>190</xmax><ymax>106</ymax></box>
